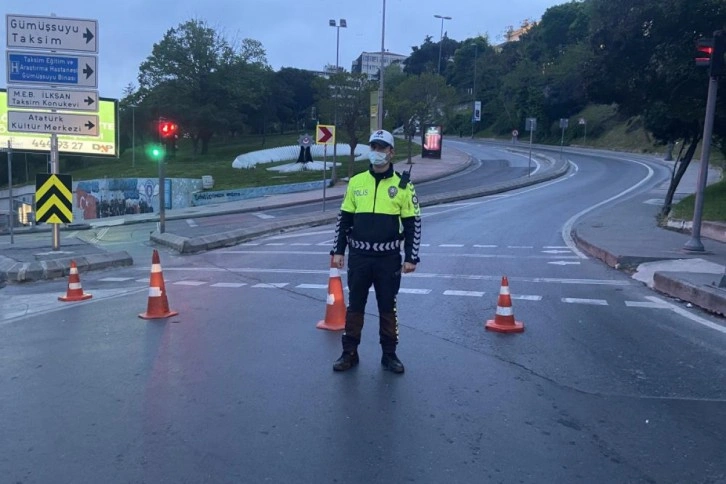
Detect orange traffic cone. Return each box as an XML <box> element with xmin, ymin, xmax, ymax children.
<box><xmin>58</xmin><ymin>260</ymin><xmax>92</xmax><ymax>302</ymax></box>
<box><xmin>485</xmin><ymin>276</ymin><xmax>524</xmax><ymax>333</ymax></box>
<box><xmin>316</xmin><ymin>256</ymin><xmax>346</xmax><ymax>331</ymax></box>
<box><xmin>139</xmin><ymin>249</ymin><xmax>179</xmax><ymax>320</ymax></box>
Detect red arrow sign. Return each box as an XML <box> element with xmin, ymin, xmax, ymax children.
<box><xmin>317</xmin><ymin>126</ymin><xmax>333</xmax><ymax>143</ymax></box>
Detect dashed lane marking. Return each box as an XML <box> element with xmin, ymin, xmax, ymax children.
<box><xmin>625</xmin><ymin>300</ymin><xmax>671</xmax><ymax>309</ymax></box>
<box><xmin>444</xmin><ymin>290</ymin><xmax>485</xmax><ymax>297</ymax></box>
<box><xmin>186</xmin><ymin>219</ymin><xmax>198</xmax><ymax>228</ymax></box>
<box><xmin>254</xmin><ymin>213</ymin><xmax>275</xmax><ymax>219</ymax></box>
<box><xmin>297</xmin><ymin>284</ymin><xmax>329</xmax><ymax>289</ymax></box>
<box><xmin>99</xmin><ymin>277</ymin><xmax>135</xmax><ymax>282</ymax></box>
<box><xmin>252</xmin><ymin>283</ymin><xmax>289</xmax><ymax>288</ymax></box>
<box><xmin>562</xmin><ymin>298</ymin><xmax>608</xmax><ymax>306</ymax></box>
<box><xmin>210</xmin><ymin>282</ymin><xmax>247</xmax><ymax>288</ymax></box>
<box><xmin>173</xmin><ymin>281</ymin><xmax>207</xmax><ymax>286</ymax></box>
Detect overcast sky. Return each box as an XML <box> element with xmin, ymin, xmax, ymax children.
<box><xmin>3</xmin><ymin>0</ymin><xmax>563</xmax><ymax>99</ymax></box>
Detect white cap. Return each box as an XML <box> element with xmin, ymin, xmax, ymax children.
<box><xmin>369</xmin><ymin>129</ymin><xmax>395</xmax><ymax>148</ymax></box>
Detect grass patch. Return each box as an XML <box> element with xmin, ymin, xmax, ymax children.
<box><xmin>670</xmin><ymin>179</ymin><xmax>726</xmax><ymax>222</ymax></box>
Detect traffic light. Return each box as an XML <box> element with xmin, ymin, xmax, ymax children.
<box><xmin>696</xmin><ymin>30</ymin><xmax>725</xmax><ymax>77</ymax></box>
<box><xmin>712</xmin><ymin>30</ymin><xmax>725</xmax><ymax>78</ymax></box>
<box><xmin>158</xmin><ymin>121</ymin><xmax>178</xmax><ymax>139</ymax></box>
<box><xmin>146</xmin><ymin>144</ymin><xmax>165</xmax><ymax>161</ymax></box>
<box><xmin>695</xmin><ymin>37</ymin><xmax>713</xmax><ymax>68</ymax></box>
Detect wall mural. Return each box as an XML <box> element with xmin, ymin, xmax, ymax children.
<box><xmin>75</xmin><ymin>177</ymin><xmax>201</xmax><ymax>220</ymax></box>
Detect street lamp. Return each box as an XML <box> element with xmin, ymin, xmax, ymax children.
<box><xmin>434</xmin><ymin>14</ymin><xmax>452</xmax><ymax>75</ymax></box>
<box><xmin>329</xmin><ymin>18</ymin><xmax>347</xmax><ymax>184</ymax></box>
<box><xmin>377</xmin><ymin>0</ymin><xmax>386</xmax><ymax>130</ymax></box>
<box><xmin>130</xmin><ymin>104</ymin><xmax>137</xmax><ymax>168</ymax></box>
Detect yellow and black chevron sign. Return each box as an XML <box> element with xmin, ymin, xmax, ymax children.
<box><xmin>35</xmin><ymin>174</ymin><xmax>73</xmax><ymax>224</ymax></box>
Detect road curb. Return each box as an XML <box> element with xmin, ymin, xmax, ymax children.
<box><xmin>1</xmin><ymin>251</ymin><xmax>134</xmax><ymax>283</ymax></box>
<box><xmin>653</xmin><ymin>271</ymin><xmax>726</xmax><ymax>316</ymax></box>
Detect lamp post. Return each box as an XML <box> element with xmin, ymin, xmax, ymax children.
<box><xmin>329</xmin><ymin>19</ymin><xmax>347</xmax><ymax>184</ymax></box>
<box><xmin>130</xmin><ymin>104</ymin><xmax>137</xmax><ymax>168</ymax></box>
<box><xmin>434</xmin><ymin>14</ymin><xmax>452</xmax><ymax>75</ymax></box>
<box><xmin>377</xmin><ymin>0</ymin><xmax>386</xmax><ymax>130</ymax></box>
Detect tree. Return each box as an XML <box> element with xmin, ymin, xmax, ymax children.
<box><xmin>320</xmin><ymin>72</ymin><xmax>376</xmax><ymax>179</ymax></box>
<box><xmin>137</xmin><ymin>19</ymin><xmax>269</xmax><ymax>155</ymax></box>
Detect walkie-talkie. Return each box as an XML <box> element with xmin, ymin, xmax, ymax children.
<box><xmin>398</xmin><ymin>167</ymin><xmax>412</xmax><ymax>188</ymax></box>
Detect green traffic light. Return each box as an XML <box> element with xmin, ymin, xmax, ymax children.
<box><xmin>146</xmin><ymin>144</ymin><xmax>165</xmax><ymax>161</ymax></box>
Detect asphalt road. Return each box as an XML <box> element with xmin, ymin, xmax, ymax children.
<box><xmin>1</xmin><ymin>145</ymin><xmax>725</xmax><ymax>483</ymax></box>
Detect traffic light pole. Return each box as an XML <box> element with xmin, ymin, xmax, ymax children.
<box><xmin>157</xmin><ymin>117</ymin><xmax>166</xmax><ymax>234</ymax></box>
<box><xmin>684</xmin><ymin>76</ymin><xmax>719</xmax><ymax>252</ymax></box>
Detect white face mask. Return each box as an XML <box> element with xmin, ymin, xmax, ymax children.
<box><xmin>368</xmin><ymin>150</ymin><xmax>388</xmax><ymax>166</ymax></box>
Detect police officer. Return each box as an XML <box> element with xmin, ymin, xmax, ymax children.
<box><xmin>331</xmin><ymin>129</ymin><xmax>422</xmax><ymax>374</ymax></box>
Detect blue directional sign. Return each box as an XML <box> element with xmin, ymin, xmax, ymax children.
<box><xmin>6</xmin><ymin>51</ymin><xmax>97</xmax><ymax>88</ymax></box>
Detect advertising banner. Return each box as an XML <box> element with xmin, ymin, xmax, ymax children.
<box><xmin>421</xmin><ymin>125</ymin><xmax>442</xmax><ymax>159</ymax></box>
<box><xmin>0</xmin><ymin>88</ymin><xmax>118</xmax><ymax>157</ymax></box>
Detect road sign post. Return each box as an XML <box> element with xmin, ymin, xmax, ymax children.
<box><xmin>5</xmin><ymin>14</ymin><xmax>100</xmax><ymax>251</ymax></box>
<box><xmin>526</xmin><ymin>117</ymin><xmax>537</xmax><ymax>176</ymax></box>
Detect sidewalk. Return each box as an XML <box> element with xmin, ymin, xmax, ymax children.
<box><xmin>2</xmin><ymin>145</ymin><xmax>726</xmax><ymax>318</ymax></box>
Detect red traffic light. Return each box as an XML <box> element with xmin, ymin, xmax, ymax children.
<box><xmin>696</xmin><ymin>38</ymin><xmax>714</xmax><ymax>67</ymax></box>
<box><xmin>158</xmin><ymin>121</ymin><xmax>178</xmax><ymax>138</ymax></box>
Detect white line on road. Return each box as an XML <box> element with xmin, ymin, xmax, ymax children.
<box><xmin>512</xmin><ymin>295</ymin><xmax>542</xmax><ymax>301</ymax></box>
<box><xmin>473</xmin><ymin>245</ymin><xmax>497</xmax><ymax>248</ymax></box>
<box><xmin>562</xmin><ymin>298</ymin><xmax>608</xmax><ymax>305</ymax></box>
<box><xmin>548</xmin><ymin>261</ymin><xmax>581</xmax><ymax>266</ymax></box>
<box><xmin>99</xmin><ymin>277</ymin><xmax>135</xmax><ymax>282</ymax></box>
<box><xmin>296</xmin><ymin>284</ymin><xmax>328</xmax><ymax>289</ymax></box>
<box><xmin>252</xmin><ymin>283</ymin><xmax>289</xmax><ymax>288</ymax></box>
<box><xmin>444</xmin><ymin>290</ymin><xmax>485</xmax><ymax>297</ymax></box>
<box><xmin>645</xmin><ymin>296</ymin><xmax>726</xmax><ymax>334</ymax></box>
<box><xmin>265</xmin><ymin>243</ymin><xmax>285</xmax><ymax>246</ymax></box>
<box><xmin>508</xmin><ymin>246</ymin><xmax>534</xmax><ymax>249</ymax></box>
<box><xmin>254</xmin><ymin>213</ymin><xmax>275</xmax><ymax>219</ymax></box>
<box><xmin>562</xmin><ymin>159</ymin><xmax>655</xmax><ymax>259</ymax></box>
<box><xmin>160</xmin><ymin>266</ymin><xmax>634</xmax><ymax>286</ymax></box>
<box><xmin>439</xmin><ymin>244</ymin><xmax>464</xmax><ymax>247</ymax></box>
<box><xmin>625</xmin><ymin>300</ymin><xmax>671</xmax><ymax>309</ymax></box>
<box><xmin>173</xmin><ymin>280</ymin><xmax>207</xmax><ymax>286</ymax></box>
<box><xmin>186</xmin><ymin>219</ymin><xmax>198</xmax><ymax>228</ymax></box>
<box><xmin>210</xmin><ymin>282</ymin><xmax>247</xmax><ymax>288</ymax></box>
<box><xmin>399</xmin><ymin>288</ymin><xmax>432</xmax><ymax>294</ymax></box>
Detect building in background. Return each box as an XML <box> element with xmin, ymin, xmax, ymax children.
<box><xmin>351</xmin><ymin>51</ymin><xmax>408</xmax><ymax>79</ymax></box>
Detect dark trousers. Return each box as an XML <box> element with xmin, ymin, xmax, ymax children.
<box><xmin>342</xmin><ymin>252</ymin><xmax>402</xmax><ymax>353</ymax></box>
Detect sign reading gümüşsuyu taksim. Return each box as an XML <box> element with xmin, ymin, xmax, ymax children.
<box><xmin>6</xmin><ymin>14</ymin><xmax>98</xmax><ymax>53</ymax></box>
<box><xmin>6</xmin><ymin>51</ymin><xmax>97</xmax><ymax>88</ymax></box>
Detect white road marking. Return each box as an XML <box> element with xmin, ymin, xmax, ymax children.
<box><xmin>473</xmin><ymin>245</ymin><xmax>497</xmax><ymax>248</ymax></box>
<box><xmin>399</xmin><ymin>288</ymin><xmax>432</xmax><ymax>294</ymax></box>
<box><xmin>625</xmin><ymin>300</ymin><xmax>671</xmax><ymax>309</ymax></box>
<box><xmin>217</xmin><ymin>249</ymin><xmax>580</xmax><ymax>260</ymax></box>
<box><xmin>173</xmin><ymin>280</ymin><xmax>207</xmax><ymax>286</ymax></box>
<box><xmin>252</xmin><ymin>283</ymin><xmax>289</xmax><ymax>288</ymax></box>
<box><xmin>136</xmin><ymin>278</ymin><xmax>149</xmax><ymax>283</ymax></box>
<box><xmin>562</xmin><ymin>159</ymin><xmax>654</xmax><ymax>259</ymax></box>
<box><xmin>508</xmin><ymin>246</ymin><xmax>534</xmax><ymax>249</ymax></box>
<box><xmin>160</xmin><ymin>266</ymin><xmax>632</xmax><ymax>286</ymax></box>
<box><xmin>444</xmin><ymin>290</ymin><xmax>485</xmax><ymax>297</ymax></box>
<box><xmin>254</xmin><ymin>213</ymin><xmax>275</xmax><ymax>219</ymax></box>
<box><xmin>512</xmin><ymin>295</ymin><xmax>542</xmax><ymax>301</ymax></box>
<box><xmin>99</xmin><ymin>277</ymin><xmax>135</xmax><ymax>282</ymax></box>
<box><xmin>297</xmin><ymin>284</ymin><xmax>328</xmax><ymax>289</ymax></box>
<box><xmin>265</xmin><ymin>243</ymin><xmax>285</xmax><ymax>246</ymax></box>
<box><xmin>562</xmin><ymin>298</ymin><xmax>608</xmax><ymax>305</ymax></box>
<box><xmin>549</xmin><ymin>261</ymin><xmax>581</xmax><ymax>266</ymax></box>
<box><xmin>186</xmin><ymin>219</ymin><xmax>198</xmax><ymax>228</ymax></box>
<box><xmin>542</xmin><ymin>250</ymin><xmax>572</xmax><ymax>254</ymax></box>
<box><xmin>210</xmin><ymin>282</ymin><xmax>247</xmax><ymax>288</ymax></box>
<box><xmin>644</xmin><ymin>296</ymin><xmax>726</xmax><ymax>334</ymax></box>
<box><xmin>290</xmin><ymin>243</ymin><xmax>313</xmax><ymax>246</ymax></box>
<box><xmin>439</xmin><ymin>244</ymin><xmax>464</xmax><ymax>247</ymax></box>
<box><xmin>543</xmin><ymin>246</ymin><xmax>570</xmax><ymax>249</ymax></box>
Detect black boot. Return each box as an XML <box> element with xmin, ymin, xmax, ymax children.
<box><xmin>381</xmin><ymin>353</ymin><xmax>404</xmax><ymax>374</ymax></box>
<box><xmin>333</xmin><ymin>351</ymin><xmax>359</xmax><ymax>372</ymax></box>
